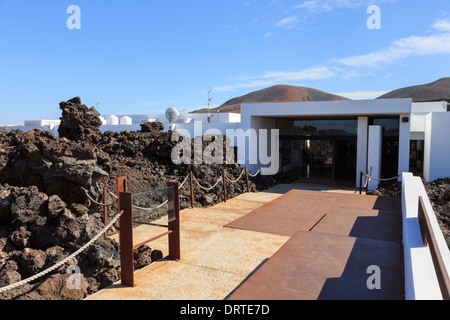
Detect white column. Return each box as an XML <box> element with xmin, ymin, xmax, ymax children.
<box><xmin>356</xmin><ymin>116</ymin><xmax>368</xmax><ymax>188</ymax></box>
<box><xmin>398</xmin><ymin>114</ymin><xmax>411</xmax><ymax>180</ymax></box>
<box><xmin>367</xmin><ymin>125</ymin><xmax>382</xmax><ymax>190</ymax></box>
<box><xmin>423</xmin><ymin>112</ymin><xmax>450</xmax><ymax>182</ymax></box>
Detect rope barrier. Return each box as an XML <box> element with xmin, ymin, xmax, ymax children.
<box><xmin>362</xmin><ymin>172</ymin><xmax>400</xmax><ymax>182</ymax></box>
<box><xmin>105</xmin><ymin>174</ymin><xmax>190</xmax><ymax>213</ymax></box>
<box><xmin>0</xmin><ymin>210</ymin><xmax>123</xmax><ymax>294</ymax></box>
<box><xmin>0</xmin><ymin>168</ymin><xmax>262</xmax><ymax>294</ymax></box>
<box><xmin>133</xmin><ymin>200</ymin><xmax>168</xmax><ymax>212</ymax></box>
<box><xmin>363</xmin><ymin>175</ymin><xmax>370</xmax><ymax>189</ymax></box>
<box><xmin>225</xmin><ymin>168</ymin><xmax>246</xmax><ymax>184</ymax></box>
<box><xmin>247</xmin><ymin>168</ymin><xmax>261</xmax><ymax>178</ymax></box>
<box><xmin>192</xmin><ymin>175</ymin><xmax>223</xmax><ymax>192</ymax></box>
<box><xmin>82</xmin><ymin>188</ymin><xmax>118</xmax><ymax>207</ymax></box>
<box><xmin>178</xmin><ymin>174</ymin><xmax>190</xmax><ymax>190</ymax></box>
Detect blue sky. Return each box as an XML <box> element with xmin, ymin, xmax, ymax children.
<box><xmin>1</xmin><ymin>0</ymin><xmax>450</xmax><ymax>125</ymax></box>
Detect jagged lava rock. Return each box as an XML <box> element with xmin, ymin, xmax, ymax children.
<box><xmin>58</xmin><ymin>97</ymin><xmax>103</xmax><ymax>143</ymax></box>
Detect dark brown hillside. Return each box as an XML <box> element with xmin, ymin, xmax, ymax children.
<box><xmin>378</xmin><ymin>77</ymin><xmax>450</xmax><ymax>102</ymax></box>
<box><xmin>192</xmin><ymin>84</ymin><xmax>349</xmax><ymax>114</ymax></box>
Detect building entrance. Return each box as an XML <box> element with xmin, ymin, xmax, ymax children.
<box><xmin>280</xmin><ymin>119</ymin><xmax>358</xmax><ymax>182</ymax></box>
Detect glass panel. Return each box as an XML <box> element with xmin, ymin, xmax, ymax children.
<box><xmin>132</xmin><ymin>187</ymin><xmax>170</xmax><ymax>225</ymax></box>
<box><xmin>300</xmin><ymin>140</ymin><xmax>333</xmax><ymax>179</ymax></box>
<box><xmin>410</xmin><ymin>140</ymin><xmax>424</xmax><ymax>176</ymax></box>
<box><xmin>294</xmin><ymin>119</ymin><xmax>358</xmax><ymax>137</ymax></box>
<box><xmin>280</xmin><ymin>119</ymin><xmax>358</xmax><ymax>182</ymax></box>
<box><xmin>370</xmin><ymin>118</ymin><xmax>400</xmax><ymax>178</ymax></box>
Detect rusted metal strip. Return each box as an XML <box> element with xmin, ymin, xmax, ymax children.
<box><xmin>103</xmin><ymin>186</ymin><xmax>108</xmax><ymax>239</ymax></box>
<box><xmin>223</xmin><ymin>171</ymin><xmax>227</xmax><ymax>202</ymax></box>
<box><xmin>132</xmin><ymin>221</ymin><xmax>169</xmax><ymax>228</ymax></box>
<box><xmin>245</xmin><ymin>167</ymin><xmax>250</xmax><ymax>193</ymax></box>
<box><xmin>167</xmin><ymin>180</ymin><xmax>181</xmax><ymax>261</ymax></box>
<box><xmin>418</xmin><ymin>196</ymin><xmax>450</xmax><ymax>300</ymax></box>
<box><xmin>190</xmin><ymin>171</ymin><xmax>195</xmax><ymax>208</ymax></box>
<box><xmin>119</xmin><ymin>190</ymin><xmax>135</xmax><ymax>287</ymax></box>
<box><xmin>132</xmin><ymin>230</ymin><xmax>173</xmax><ymax>250</ymax></box>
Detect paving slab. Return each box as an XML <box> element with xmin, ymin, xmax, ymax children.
<box><xmin>87</xmin><ymin>191</ymin><xmax>290</xmax><ymax>300</ymax></box>
<box><xmin>312</xmin><ymin>206</ymin><xmax>402</xmax><ymax>243</ymax></box>
<box><xmin>225</xmin><ymin>190</ymin><xmax>337</xmax><ymax>235</ymax></box>
<box><xmin>227</xmin><ymin>230</ymin><xmax>404</xmax><ymax>300</ymax></box>
<box><xmin>87</xmin><ymin>182</ymin><xmax>403</xmax><ymax>301</ymax></box>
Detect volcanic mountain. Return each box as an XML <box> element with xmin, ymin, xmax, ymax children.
<box><xmin>191</xmin><ymin>85</ymin><xmax>349</xmax><ymax>114</ymax></box>
<box><xmin>378</xmin><ymin>77</ymin><xmax>450</xmax><ymax>102</ymax></box>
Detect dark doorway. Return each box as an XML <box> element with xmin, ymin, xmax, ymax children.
<box><xmin>280</xmin><ymin>118</ymin><xmax>358</xmax><ymax>183</ymax></box>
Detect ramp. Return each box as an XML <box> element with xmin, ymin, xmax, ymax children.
<box><xmin>226</xmin><ymin>190</ymin><xmax>404</xmax><ymax>300</ymax></box>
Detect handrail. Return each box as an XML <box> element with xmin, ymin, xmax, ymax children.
<box><xmin>418</xmin><ymin>196</ymin><xmax>450</xmax><ymax>300</ymax></box>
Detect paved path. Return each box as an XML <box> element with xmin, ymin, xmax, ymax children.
<box><xmin>226</xmin><ymin>189</ymin><xmax>403</xmax><ymax>300</ymax></box>
<box><xmin>86</xmin><ymin>184</ymin><xmax>291</xmax><ymax>300</ymax></box>
<box><xmin>87</xmin><ymin>181</ymin><xmax>403</xmax><ymax>300</ymax></box>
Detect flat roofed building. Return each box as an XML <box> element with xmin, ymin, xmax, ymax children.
<box><xmin>239</xmin><ymin>98</ymin><xmax>449</xmax><ymax>188</ymax></box>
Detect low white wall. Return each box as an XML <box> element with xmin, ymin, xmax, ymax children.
<box><xmin>6</xmin><ymin>125</ymin><xmax>59</xmax><ymax>136</ymax></box>
<box><xmin>423</xmin><ymin>112</ymin><xmax>450</xmax><ymax>182</ymax></box>
<box><xmin>402</xmin><ymin>172</ymin><xmax>450</xmax><ymax>300</ymax></box>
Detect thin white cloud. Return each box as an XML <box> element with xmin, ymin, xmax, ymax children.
<box><xmin>213</xmin><ymin>66</ymin><xmax>335</xmax><ymax>92</ymax></box>
<box><xmin>213</xmin><ymin>17</ymin><xmax>450</xmax><ymax>93</ymax></box>
<box><xmin>334</xmin><ymin>90</ymin><xmax>390</xmax><ymax>100</ymax></box>
<box><xmin>294</xmin><ymin>0</ymin><xmax>395</xmax><ymax>15</ymax></box>
<box><xmin>433</xmin><ymin>19</ymin><xmax>450</xmax><ymax>32</ymax></box>
<box><xmin>275</xmin><ymin>16</ymin><xmax>299</xmax><ymax>29</ymax></box>
<box><xmin>336</xmin><ymin>26</ymin><xmax>450</xmax><ymax>67</ymax></box>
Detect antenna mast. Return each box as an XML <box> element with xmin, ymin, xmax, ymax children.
<box><xmin>207</xmin><ymin>90</ymin><xmax>213</xmax><ymax>123</ymax></box>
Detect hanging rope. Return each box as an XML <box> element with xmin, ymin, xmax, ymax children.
<box><xmin>0</xmin><ymin>210</ymin><xmax>123</xmax><ymax>294</ymax></box>
<box><xmin>225</xmin><ymin>168</ymin><xmax>246</xmax><ymax>183</ymax></box>
<box><xmin>362</xmin><ymin>172</ymin><xmax>400</xmax><ymax>182</ymax></box>
<box><xmin>82</xmin><ymin>188</ymin><xmax>118</xmax><ymax>207</ymax></box>
<box><xmin>192</xmin><ymin>175</ymin><xmax>223</xmax><ymax>192</ymax></box>
<box><xmin>247</xmin><ymin>168</ymin><xmax>261</xmax><ymax>178</ymax></box>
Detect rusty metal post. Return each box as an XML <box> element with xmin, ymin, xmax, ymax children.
<box><xmin>190</xmin><ymin>171</ymin><xmax>194</xmax><ymax>209</ymax></box>
<box><xmin>167</xmin><ymin>180</ymin><xmax>180</xmax><ymax>261</ymax></box>
<box><xmin>359</xmin><ymin>172</ymin><xmax>363</xmax><ymax>195</ymax></box>
<box><xmin>365</xmin><ymin>171</ymin><xmax>369</xmax><ymax>195</ymax></box>
<box><xmin>118</xmin><ymin>176</ymin><xmax>128</xmax><ymax>193</ymax></box>
<box><xmin>222</xmin><ymin>171</ymin><xmax>227</xmax><ymax>202</ymax></box>
<box><xmin>119</xmin><ymin>191</ymin><xmax>134</xmax><ymax>287</ymax></box>
<box><xmin>117</xmin><ymin>176</ymin><xmax>128</xmax><ymax>230</ymax></box>
<box><xmin>245</xmin><ymin>167</ymin><xmax>250</xmax><ymax>193</ymax></box>
<box><xmin>103</xmin><ymin>186</ymin><xmax>108</xmax><ymax>239</ymax></box>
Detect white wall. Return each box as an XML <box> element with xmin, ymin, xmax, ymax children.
<box><xmin>402</xmin><ymin>172</ymin><xmax>450</xmax><ymax>300</ymax></box>
<box><xmin>101</xmin><ymin>112</ymin><xmax>241</xmax><ymax>126</ymax></box>
<box><xmin>410</xmin><ymin>102</ymin><xmax>447</xmax><ymax>140</ymax></box>
<box><xmin>398</xmin><ymin>114</ymin><xmax>411</xmax><ymax>179</ymax></box>
<box><xmin>241</xmin><ymin>99</ymin><xmax>412</xmax><ymax>119</ymax></box>
<box><xmin>367</xmin><ymin>126</ymin><xmax>382</xmax><ymax>190</ymax></box>
<box><xmin>423</xmin><ymin>112</ymin><xmax>450</xmax><ymax>182</ymax></box>
<box><xmin>7</xmin><ymin>125</ymin><xmax>59</xmax><ymax>136</ymax></box>
<box><xmin>356</xmin><ymin>117</ymin><xmax>368</xmax><ymax>187</ymax></box>
<box><xmin>241</xmin><ymin>99</ymin><xmax>413</xmax><ymax>180</ymax></box>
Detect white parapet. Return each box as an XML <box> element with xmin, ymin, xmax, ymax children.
<box><xmin>402</xmin><ymin>172</ymin><xmax>450</xmax><ymax>300</ymax></box>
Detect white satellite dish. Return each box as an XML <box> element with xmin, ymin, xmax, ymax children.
<box><xmin>165</xmin><ymin>108</ymin><xmax>179</xmax><ymax>123</ymax></box>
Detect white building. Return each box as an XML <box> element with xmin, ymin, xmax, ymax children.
<box><xmin>5</xmin><ymin>99</ymin><xmax>449</xmax><ymax>187</ymax></box>
<box><xmin>239</xmin><ymin>99</ymin><xmax>450</xmax><ymax>188</ymax></box>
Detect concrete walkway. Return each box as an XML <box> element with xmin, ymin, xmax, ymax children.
<box><xmin>87</xmin><ymin>181</ymin><xmax>375</xmax><ymax>300</ymax></box>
